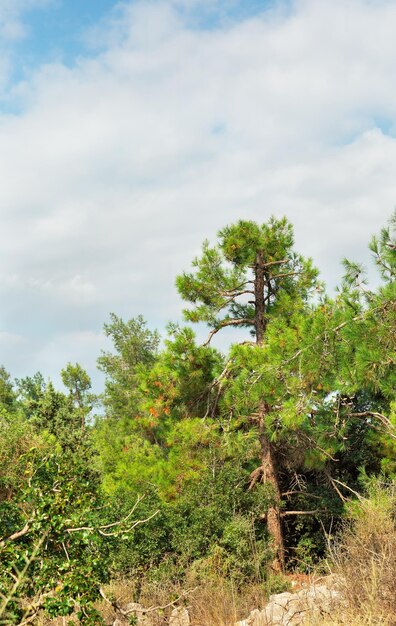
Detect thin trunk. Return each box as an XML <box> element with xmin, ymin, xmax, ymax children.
<box><xmin>254</xmin><ymin>251</ymin><xmax>266</xmax><ymax>345</ymax></box>
<box><xmin>252</xmin><ymin>252</ymin><xmax>285</xmax><ymax>572</ymax></box>
<box><xmin>259</xmin><ymin>407</ymin><xmax>285</xmax><ymax>572</ymax></box>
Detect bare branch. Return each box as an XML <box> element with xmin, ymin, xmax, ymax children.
<box><xmin>17</xmin><ymin>611</ymin><xmax>39</xmax><ymax>625</ymax></box>
<box><xmin>95</xmin><ymin>494</ymin><xmax>144</xmax><ymax>530</ymax></box>
<box><xmin>99</xmin><ymin>586</ymin><xmax>198</xmax><ymax>617</ymax></box>
<box><xmin>329</xmin><ymin>476</ymin><xmax>363</xmax><ymax>501</ymax></box>
<box><xmin>348</xmin><ymin>411</ymin><xmax>396</xmax><ymax>439</ymax></box>
<box><xmin>280</xmin><ymin>510</ymin><xmax>323</xmax><ymax>517</ymax></box>
<box><xmin>220</xmin><ymin>289</ymin><xmax>255</xmax><ymax>298</ymax></box>
<box><xmin>281</xmin><ymin>491</ymin><xmax>322</xmax><ymax>500</ymax></box>
<box><xmin>0</xmin><ymin>523</ymin><xmax>30</xmax><ymax>546</ymax></box>
<box><xmin>66</xmin><ymin>497</ymin><xmax>159</xmax><ymax>537</ymax></box>
<box><xmin>97</xmin><ymin>510</ymin><xmax>159</xmax><ymax>537</ymax></box>
<box><xmin>143</xmin><ymin>587</ymin><xmax>198</xmax><ymax>614</ymax></box>
<box><xmin>263</xmin><ymin>259</ymin><xmax>288</xmax><ymax>268</ymax></box>
<box><xmin>269</xmin><ymin>271</ymin><xmax>300</xmax><ymax>279</ymax></box>
<box><xmin>203</xmin><ymin>318</ymin><xmax>254</xmax><ymax>346</ymax></box>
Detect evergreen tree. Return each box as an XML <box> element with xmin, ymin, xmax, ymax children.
<box><xmin>177</xmin><ymin>217</ymin><xmax>319</xmax><ymax>571</ymax></box>
<box><xmin>0</xmin><ymin>366</ymin><xmax>16</xmax><ymax>414</ymax></box>
<box><xmin>98</xmin><ymin>314</ymin><xmax>160</xmax><ymax>420</ymax></box>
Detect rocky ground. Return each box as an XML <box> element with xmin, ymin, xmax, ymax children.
<box><xmin>109</xmin><ymin>576</ymin><xmax>343</xmax><ymax>626</ymax></box>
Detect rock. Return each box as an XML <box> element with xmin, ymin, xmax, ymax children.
<box><xmin>268</xmin><ymin>592</ymin><xmax>295</xmax><ymax>608</ymax></box>
<box><xmin>248</xmin><ymin>608</ymin><xmax>268</xmax><ymax>625</ymax></box>
<box><xmin>124</xmin><ymin>602</ymin><xmax>153</xmax><ymax>626</ymax></box>
<box><xmin>169</xmin><ymin>606</ymin><xmax>190</xmax><ymax>626</ymax></box>
<box><xmin>235</xmin><ymin>578</ymin><xmax>343</xmax><ymax>626</ymax></box>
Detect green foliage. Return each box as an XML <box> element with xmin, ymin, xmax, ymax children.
<box><xmin>15</xmin><ymin>370</ymin><xmax>93</xmax><ymax>450</ymax></box>
<box><xmin>176</xmin><ymin>216</ymin><xmax>319</xmax><ymax>340</ymax></box>
<box><xmin>61</xmin><ymin>363</ymin><xmax>96</xmax><ymax>429</ymax></box>
<box><xmin>369</xmin><ymin>208</ymin><xmax>396</xmax><ymax>282</ymax></box>
<box><xmin>98</xmin><ymin>313</ymin><xmax>160</xmax><ymax>419</ymax></box>
<box><xmin>110</xmin><ymin>461</ymin><xmax>274</xmax><ymax>587</ymax></box>
<box><xmin>1</xmin><ymin>213</ymin><xmax>395</xmax><ymax>619</ymax></box>
<box><xmin>95</xmin><ymin>322</ymin><xmax>223</xmax><ymax>500</ymax></box>
<box><xmin>0</xmin><ymin>366</ymin><xmax>17</xmax><ymax>414</ymax></box>
<box><xmin>0</xmin><ymin>445</ymin><xmax>109</xmax><ymax>624</ymax></box>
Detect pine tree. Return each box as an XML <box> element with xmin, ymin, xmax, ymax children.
<box><xmin>177</xmin><ymin>217</ymin><xmax>319</xmax><ymax>570</ymax></box>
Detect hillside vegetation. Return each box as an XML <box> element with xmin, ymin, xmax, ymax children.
<box><xmin>0</xmin><ymin>214</ymin><xmax>395</xmax><ymax>625</ymax></box>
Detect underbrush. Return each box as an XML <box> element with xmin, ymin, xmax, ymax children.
<box><xmin>94</xmin><ymin>570</ymin><xmax>290</xmax><ymax>626</ymax></box>
<box><xmin>33</xmin><ymin>480</ymin><xmax>396</xmax><ymax>626</ymax></box>
<box><xmin>317</xmin><ymin>479</ymin><xmax>396</xmax><ymax>626</ymax></box>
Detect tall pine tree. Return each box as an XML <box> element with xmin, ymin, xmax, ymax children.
<box><xmin>177</xmin><ymin>217</ymin><xmax>319</xmax><ymax>570</ymax></box>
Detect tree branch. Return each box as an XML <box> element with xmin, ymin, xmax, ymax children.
<box><xmin>219</xmin><ymin>289</ymin><xmax>254</xmax><ymax>298</ymax></box>
<box><xmin>204</xmin><ymin>318</ymin><xmax>254</xmax><ymax>346</ymax></box>
<box><xmin>99</xmin><ymin>586</ymin><xmax>197</xmax><ymax>617</ymax></box>
<box><xmin>0</xmin><ymin>523</ymin><xmax>30</xmax><ymax>546</ymax></box>
<box><xmin>66</xmin><ymin>496</ymin><xmax>159</xmax><ymax>537</ymax></box>
<box><xmin>348</xmin><ymin>411</ymin><xmax>396</xmax><ymax>439</ymax></box>
<box><xmin>281</xmin><ymin>491</ymin><xmax>322</xmax><ymax>500</ymax></box>
<box><xmin>280</xmin><ymin>510</ymin><xmax>323</xmax><ymax>517</ymax></box>
<box><xmin>263</xmin><ymin>259</ymin><xmax>288</xmax><ymax>268</ymax></box>
<box><xmin>269</xmin><ymin>270</ymin><xmax>300</xmax><ymax>280</ymax></box>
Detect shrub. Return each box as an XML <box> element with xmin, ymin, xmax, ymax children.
<box><xmin>326</xmin><ymin>479</ymin><xmax>396</xmax><ymax>625</ymax></box>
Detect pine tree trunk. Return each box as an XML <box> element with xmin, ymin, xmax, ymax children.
<box><xmin>259</xmin><ymin>409</ymin><xmax>285</xmax><ymax>572</ymax></box>
<box><xmin>252</xmin><ymin>253</ymin><xmax>285</xmax><ymax>572</ymax></box>
<box><xmin>254</xmin><ymin>250</ymin><xmax>266</xmax><ymax>345</ymax></box>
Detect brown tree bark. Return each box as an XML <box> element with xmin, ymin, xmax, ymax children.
<box><xmin>254</xmin><ymin>250</ymin><xmax>266</xmax><ymax>345</ymax></box>
<box><xmin>259</xmin><ymin>409</ymin><xmax>285</xmax><ymax>572</ymax></box>
<box><xmin>251</xmin><ymin>252</ymin><xmax>285</xmax><ymax>572</ymax></box>
<box><xmin>249</xmin><ymin>406</ymin><xmax>285</xmax><ymax>572</ymax></box>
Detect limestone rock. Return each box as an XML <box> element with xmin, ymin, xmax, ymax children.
<box><xmin>125</xmin><ymin>602</ymin><xmax>153</xmax><ymax>626</ymax></box>
<box><xmin>235</xmin><ymin>578</ymin><xmax>343</xmax><ymax>626</ymax></box>
<box><xmin>169</xmin><ymin>606</ymin><xmax>190</xmax><ymax>626</ymax></box>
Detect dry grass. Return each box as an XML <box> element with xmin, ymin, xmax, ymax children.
<box><xmin>93</xmin><ymin>576</ymin><xmax>270</xmax><ymax>625</ymax></box>
<box><xmin>316</xmin><ymin>480</ymin><xmax>396</xmax><ymax>626</ymax></box>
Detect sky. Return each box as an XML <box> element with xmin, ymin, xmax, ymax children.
<box><xmin>0</xmin><ymin>0</ymin><xmax>395</xmax><ymax>390</ymax></box>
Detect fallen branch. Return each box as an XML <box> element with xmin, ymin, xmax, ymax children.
<box><xmin>99</xmin><ymin>586</ymin><xmax>198</xmax><ymax>617</ymax></box>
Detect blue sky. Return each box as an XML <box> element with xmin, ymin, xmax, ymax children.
<box><xmin>0</xmin><ymin>0</ymin><xmax>395</xmax><ymax>390</ymax></box>
<box><xmin>5</xmin><ymin>0</ymin><xmax>278</xmax><ymax>83</ymax></box>
<box><xmin>14</xmin><ymin>1</ymin><xmax>117</xmax><ymax>65</ymax></box>
<box><xmin>2</xmin><ymin>0</ymin><xmax>117</xmax><ymax>93</ymax></box>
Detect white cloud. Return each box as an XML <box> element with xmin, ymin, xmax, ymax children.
<box><xmin>0</xmin><ymin>0</ymin><xmax>395</xmax><ymax>384</ymax></box>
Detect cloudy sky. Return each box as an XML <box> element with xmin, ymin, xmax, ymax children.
<box><xmin>0</xmin><ymin>0</ymin><xmax>395</xmax><ymax>389</ymax></box>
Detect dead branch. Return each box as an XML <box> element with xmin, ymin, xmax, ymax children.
<box><xmin>324</xmin><ymin>470</ymin><xmax>347</xmax><ymax>503</ymax></box>
<box><xmin>66</xmin><ymin>508</ymin><xmax>158</xmax><ymax>537</ymax></box>
<box><xmin>204</xmin><ymin>318</ymin><xmax>254</xmax><ymax>346</ymax></box>
<box><xmin>99</xmin><ymin>586</ymin><xmax>198</xmax><ymax>617</ymax></box>
<box><xmin>0</xmin><ymin>523</ymin><xmax>31</xmax><ymax>546</ymax></box>
<box><xmin>280</xmin><ymin>510</ymin><xmax>323</xmax><ymax>517</ymax></box>
<box><xmin>329</xmin><ymin>476</ymin><xmax>363</xmax><ymax>501</ymax></box>
<box><xmin>143</xmin><ymin>587</ymin><xmax>198</xmax><ymax>614</ymax></box>
<box><xmin>348</xmin><ymin>411</ymin><xmax>396</xmax><ymax>439</ymax></box>
<box><xmin>269</xmin><ymin>270</ymin><xmax>301</xmax><ymax>279</ymax></box>
<box><xmin>219</xmin><ymin>289</ymin><xmax>255</xmax><ymax>298</ymax></box>
<box><xmin>263</xmin><ymin>259</ymin><xmax>288</xmax><ymax>268</ymax></box>
<box><xmin>281</xmin><ymin>491</ymin><xmax>322</xmax><ymax>500</ymax></box>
